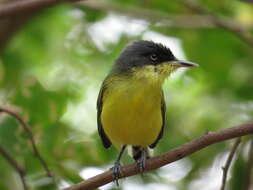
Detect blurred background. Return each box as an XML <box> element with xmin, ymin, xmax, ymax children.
<box><xmin>0</xmin><ymin>0</ymin><xmax>253</xmax><ymax>190</ymax></box>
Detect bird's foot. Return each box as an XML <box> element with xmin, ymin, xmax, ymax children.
<box><xmin>137</xmin><ymin>151</ymin><xmax>148</xmax><ymax>173</ymax></box>
<box><xmin>111</xmin><ymin>161</ymin><xmax>122</xmax><ymax>186</ymax></box>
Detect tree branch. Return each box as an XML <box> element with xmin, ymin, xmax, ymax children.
<box><xmin>0</xmin><ymin>107</ymin><xmax>52</xmax><ymax>177</ymax></box>
<box><xmin>63</xmin><ymin>121</ymin><xmax>253</xmax><ymax>190</ymax></box>
<box><xmin>182</xmin><ymin>0</ymin><xmax>253</xmax><ymax>48</ymax></box>
<box><xmin>79</xmin><ymin>1</ymin><xmax>216</xmax><ymax>29</ymax></box>
<box><xmin>220</xmin><ymin>137</ymin><xmax>241</xmax><ymax>190</ymax></box>
<box><xmin>244</xmin><ymin>137</ymin><xmax>253</xmax><ymax>190</ymax></box>
<box><xmin>0</xmin><ymin>0</ymin><xmax>84</xmax><ymax>51</ymax></box>
<box><xmin>0</xmin><ymin>145</ymin><xmax>28</xmax><ymax>190</ymax></box>
<box><xmin>0</xmin><ymin>0</ymin><xmax>82</xmax><ymax>19</ymax></box>
<box><xmin>80</xmin><ymin>0</ymin><xmax>253</xmax><ymax>49</ymax></box>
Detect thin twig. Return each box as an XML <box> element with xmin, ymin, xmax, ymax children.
<box><xmin>220</xmin><ymin>137</ymin><xmax>242</xmax><ymax>190</ymax></box>
<box><xmin>244</xmin><ymin>137</ymin><xmax>253</xmax><ymax>190</ymax></box>
<box><xmin>63</xmin><ymin>121</ymin><xmax>253</xmax><ymax>190</ymax></box>
<box><xmin>0</xmin><ymin>107</ymin><xmax>52</xmax><ymax>177</ymax></box>
<box><xmin>0</xmin><ymin>145</ymin><xmax>28</xmax><ymax>190</ymax></box>
<box><xmin>183</xmin><ymin>0</ymin><xmax>253</xmax><ymax>48</ymax></box>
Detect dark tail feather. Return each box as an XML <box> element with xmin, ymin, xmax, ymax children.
<box><xmin>132</xmin><ymin>146</ymin><xmax>150</xmax><ymax>161</ymax></box>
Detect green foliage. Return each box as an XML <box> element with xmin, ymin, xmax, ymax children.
<box><xmin>0</xmin><ymin>0</ymin><xmax>252</xmax><ymax>190</ymax></box>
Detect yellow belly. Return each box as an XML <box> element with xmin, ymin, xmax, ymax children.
<box><xmin>101</xmin><ymin>80</ymin><xmax>162</xmax><ymax>147</ymax></box>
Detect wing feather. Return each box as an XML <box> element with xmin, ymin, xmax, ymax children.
<box><xmin>149</xmin><ymin>91</ymin><xmax>166</xmax><ymax>148</ymax></box>
<box><xmin>97</xmin><ymin>81</ymin><xmax>111</xmax><ymax>148</ymax></box>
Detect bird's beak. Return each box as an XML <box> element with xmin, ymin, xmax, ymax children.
<box><xmin>171</xmin><ymin>60</ymin><xmax>199</xmax><ymax>68</ymax></box>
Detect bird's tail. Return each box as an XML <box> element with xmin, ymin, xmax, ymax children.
<box><xmin>132</xmin><ymin>146</ymin><xmax>150</xmax><ymax>161</ymax></box>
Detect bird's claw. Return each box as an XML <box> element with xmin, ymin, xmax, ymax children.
<box><xmin>111</xmin><ymin>161</ymin><xmax>122</xmax><ymax>186</ymax></box>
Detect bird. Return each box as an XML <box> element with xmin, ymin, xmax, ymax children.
<box><xmin>97</xmin><ymin>40</ymin><xmax>198</xmax><ymax>184</ymax></box>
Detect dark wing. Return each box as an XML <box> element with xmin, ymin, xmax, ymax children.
<box><xmin>149</xmin><ymin>91</ymin><xmax>166</xmax><ymax>148</ymax></box>
<box><xmin>97</xmin><ymin>81</ymin><xmax>111</xmax><ymax>148</ymax></box>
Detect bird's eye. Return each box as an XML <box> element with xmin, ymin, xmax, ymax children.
<box><xmin>150</xmin><ymin>54</ymin><xmax>158</xmax><ymax>61</ymax></box>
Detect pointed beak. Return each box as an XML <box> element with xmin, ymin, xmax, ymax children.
<box><xmin>171</xmin><ymin>60</ymin><xmax>199</xmax><ymax>68</ymax></box>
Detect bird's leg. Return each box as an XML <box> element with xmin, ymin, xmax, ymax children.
<box><xmin>111</xmin><ymin>145</ymin><xmax>126</xmax><ymax>186</ymax></box>
<box><xmin>137</xmin><ymin>147</ymin><xmax>149</xmax><ymax>172</ymax></box>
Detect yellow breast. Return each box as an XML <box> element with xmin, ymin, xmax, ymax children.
<box><xmin>101</xmin><ymin>75</ymin><xmax>163</xmax><ymax>147</ymax></box>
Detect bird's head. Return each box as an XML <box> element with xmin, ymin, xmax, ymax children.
<box><xmin>113</xmin><ymin>40</ymin><xmax>198</xmax><ymax>83</ymax></box>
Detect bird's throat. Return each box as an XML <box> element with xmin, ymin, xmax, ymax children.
<box><xmin>131</xmin><ymin>64</ymin><xmax>173</xmax><ymax>85</ymax></box>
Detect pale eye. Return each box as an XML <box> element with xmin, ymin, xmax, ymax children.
<box><xmin>150</xmin><ymin>54</ymin><xmax>158</xmax><ymax>61</ymax></box>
